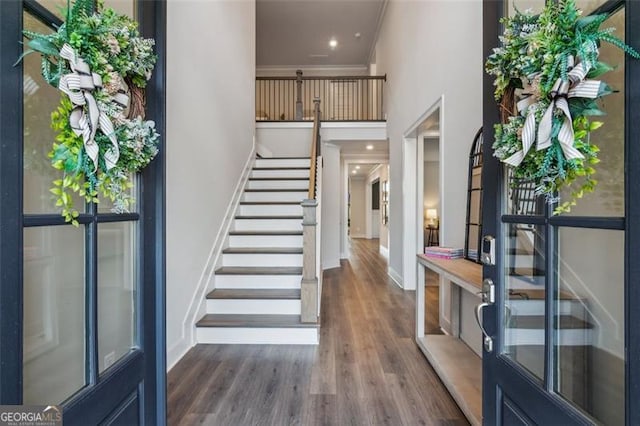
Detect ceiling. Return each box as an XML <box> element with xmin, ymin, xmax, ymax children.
<box><xmin>348</xmin><ymin>163</ymin><xmax>379</xmax><ymax>178</ymax></box>
<box><xmin>256</xmin><ymin>0</ymin><xmax>386</xmax><ymax>67</ymax></box>
<box><xmin>330</xmin><ymin>139</ymin><xmax>388</xmax><ymax>155</ymax></box>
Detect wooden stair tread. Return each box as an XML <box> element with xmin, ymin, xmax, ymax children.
<box><xmin>215</xmin><ymin>266</ymin><xmax>302</xmax><ymax>275</ymax></box>
<box><xmin>229</xmin><ymin>230</ymin><xmax>303</xmax><ymax>236</ymax></box>
<box><xmin>239</xmin><ymin>201</ymin><xmax>301</xmax><ymax>205</ymax></box>
<box><xmin>507</xmin><ymin>248</ymin><xmax>533</xmax><ymax>255</ymax></box>
<box><xmin>510</xmin><ymin>267</ymin><xmax>545</xmax><ymax>277</ymax></box>
<box><xmin>235</xmin><ymin>215</ymin><xmax>302</xmax><ymax>220</ymax></box>
<box><xmin>207</xmin><ymin>289</ymin><xmax>301</xmax><ymax>300</ymax></box>
<box><xmin>257</xmin><ymin>157</ymin><xmax>310</xmax><ymax>160</ymax></box>
<box><xmin>508</xmin><ymin>289</ymin><xmax>580</xmax><ymax>301</ymax></box>
<box><xmin>196</xmin><ymin>314</ymin><xmax>317</xmax><ymax>328</ymax></box>
<box><xmin>252</xmin><ymin>167</ymin><xmax>310</xmax><ymax>171</ymax></box>
<box><xmin>222</xmin><ymin>247</ymin><xmax>303</xmax><ymax>254</ymax></box>
<box><xmin>249</xmin><ymin>177</ymin><xmax>309</xmax><ymax>181</ymax></box>
<box><xmin>244</xmin><ymin>189</ymin><xmax>307</xmax><ymax>192</ymax></box>
<box><xmin>508</xmin><ymin>315</ymin><xmax>593</xmax><ymax>330</ymax></box>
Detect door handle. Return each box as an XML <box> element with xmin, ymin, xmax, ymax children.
<box><xmin>475</xmin><ymin>278</ymin><xmax>495</xmax><ymax>353</ymax></box>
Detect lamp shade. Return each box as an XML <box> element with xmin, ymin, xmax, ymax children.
<box><xmin>426</xmin><ymin>209</ymin><xmax>438</xmax><ymax>220</ymax></box>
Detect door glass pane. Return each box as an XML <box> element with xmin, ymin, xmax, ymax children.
<box><xmin>575</xmin><ymin>0</ymin><xmax>613</xmax><ymax>15</ymax></box>
<box><xmin>98</xmin><ymin>175</ymin><xmax>138</xmax><ymax>213</ymax></box>
<box><xmin>98</xmin><ymin>221</ymin><xmax>137</xmax><ymax>373</ymax></box>
<box><xmin>559</xmin><ymin>9</ymin><xmax>625</xmax><ymax>217</ymax></box>
<box><xmin>35</xmin><ymin>0</ymin><xmax>67</xmax><ymax>19</ymax></box>
<box><xmin>36</xmin><ymin>0</ymin><xmax>136</xmax><ymax>20</ymax></box>
<box><xmin>502</xmin><ymin>223</ymin><xmax>546</xmax><ymax>381</ymax></box>
<box><xmin>23</xmin><ymin>13</ymin><xmax>84</xmax><ymax>214</ymax></box>
<box><xmin>508</xmin><ymin>0</ymin><xmax>544</xmax><ymax>17</ymax></box>
<box><xmin>103</xmin><ymin>0</ymin><xmax>136</xmax><ymax>19</ymax></box>
<box><xmin>555</xmin><ymin>228</ymin><xmax>624</xmax><ymax>425</ymax></box>
<box><xmin>505</xmin><ymin>170</ymin><xmax>545</xmax><ymax>216</ymax></box>
<box><xmin>23</xmin><ymin>226</ymin><xmax>85</xmax><ymax>404</ymax></box>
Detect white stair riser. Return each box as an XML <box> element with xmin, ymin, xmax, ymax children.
<box><xmin>206</xmin><ymin>299</ymin><xmax>301</xmax><ymax>315</ymax></box>
<box><xmin>229</xmin><ymin>235</ymin><xmax>303</xmax><ymax>248</ymax></box>
<box><xmin>251</xmin><ymin>169</ymin><xmax>309</xmax><ymax>179</ymax></box>
<box><xmin>197</xmin><ymin>327</ymin><xmax>318</xmax><ymax>345</ymax></box>
<box><xmin>505</xmin><ymin>328</ymin><xmax>592</xmax><ymax>346</ymax></box>
<box><xmin>234</xmin><ymin>218</ymin><xmax>302</xmax><ymax>232</ymax></box>
<box><xmin>255</xmin><ymin>159</ymin><xmax>310</xmax><ymax>168</ymax></box>
<box><xmin>242</xmin><ymin>192</ymin><xmax>307</xmax><ymax>202</ymax></box>
<box><xmin>215</xmin><ymin>274</ymin><xmax>302</xmax><ymax>289</ymax></box>
<box><xmin>239</xmin><ymin>204</ymin><xmax>303</xmax><ymax>216</ymax></box>
<box><xmin>507</xmin><ymin>300</ymin><xmax>578</xmax><ymax>316</ymax></box>
<box><xmin>508</xmin><ymin>254</ymin><xmax>543</xmax><ymax>269</ymax></box>
<box><xmin>247</xmin><ymin>180</ymin><xmax>309</xmax><ymax>190</ymax></box>
<box><xmin>222</xmin><ymin>253</ymin><xmax>303</xmax><ymax>267</ymax></box>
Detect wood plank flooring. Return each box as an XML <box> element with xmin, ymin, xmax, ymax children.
<box><xmin>425</xmin><ymin>269</ymin><xmax>443</xmax><ymax>335</ymax></box>
<box><xmin>168</xmin><ymin>238</ymin><xmax>468</xmax><ymax>425</ymax></box>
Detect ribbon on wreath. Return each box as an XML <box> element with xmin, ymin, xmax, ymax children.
<box><xmin>58</xmin><ymin>44</ymin><xmax>122</xmax><ymax>171</ymax></box>
<box><xmin>504</xmin><ymin>55</ymin><xmax>604</xmax><ymax>167</ymax></box>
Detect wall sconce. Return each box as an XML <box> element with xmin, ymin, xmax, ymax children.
<box><xmin>426</xmin><ymin>208</ymin><xmax>438</xmax><ymax>228</ymax></box>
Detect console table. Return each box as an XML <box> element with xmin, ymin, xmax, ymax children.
<box><xmin>416</xmin><ymin>254</ymin><xmax>483</xmax><ymax>426</ymax></box>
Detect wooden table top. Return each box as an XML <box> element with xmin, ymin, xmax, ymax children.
<box><xmin>417</xmin><ymin>254</ymin><xmax>483</xmax><ymax>292</ymax></box>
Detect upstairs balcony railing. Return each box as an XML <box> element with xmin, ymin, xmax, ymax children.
<box><xmin>256</xmin><ymin>70</ymin><xmax>386</xmax><ymax>122</ymax></box>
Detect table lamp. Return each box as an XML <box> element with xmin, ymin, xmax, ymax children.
<box><xmin>426</xmin><ymin>209</ymin><xmax>438</xmax><ymax>228</ymax></box>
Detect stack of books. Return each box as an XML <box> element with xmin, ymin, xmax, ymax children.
<box><xmin>424</xmin><ymin>246</ymin><xmax>464</xmax><ymax>259</ymax></box>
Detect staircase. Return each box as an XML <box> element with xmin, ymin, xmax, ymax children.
<box><xmin>195</xmin><ymin>157</ymin><xmax>319</xmax><ymax>344</ymax></box>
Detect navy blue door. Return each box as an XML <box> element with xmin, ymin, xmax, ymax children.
<box><xmin>480</xmin><ymin>0</ymin><xmax>640</xmax><ymax>424</ymax></box>
<box><xmin>0</xmin><ymin>1</ymin><xmax>166</xmax><ymax>424</ymax></box>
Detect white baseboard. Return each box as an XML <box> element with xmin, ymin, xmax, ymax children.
<box><xmin>322</xmin><ymin>259</ymin><xmax>341</xmax><ymax>270</ymax></box>
<box><xmin>167</xmin><ymin>337</ymin><xmax>192</xmax><ymax>372</ymax></box>
<box><xmin>350</xmin><ymin>234</ymin><xmax>366</xmax><ymax>239</ymax></box>
<box><xmin>179</xmin><ymin>147</ymin><xmax>256</xmax><ymax>355</ymax></box>
<box><xmin>388</xmin><ymin>266</ymin><xmax>403</xmax><ymax>289</ymax></box>
<box><xmin>197</xmin><ymin>327</ymin><xmax>319</xmax><ymax>345</ymax></box>
<box><xmin>255</xmin><ymin>142</ymin><xmax>274</xmax><ymax>158</ymax></box>
<box><xmin>379</xmin><ymin>245</ymin><xmax>389</xmax><ymax>258</ymax></box>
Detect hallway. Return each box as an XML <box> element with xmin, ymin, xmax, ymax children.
<box><xmin>167</xmin><ymin>239</ymin><xmax>467</xmax><ymax>425</ymax></box>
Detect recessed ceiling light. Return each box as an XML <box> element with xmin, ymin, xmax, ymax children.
<box><xmin>356</xmin><ymin>165</ymin><xmax>361</xmax><ymax>169</ymax></box>
<box><xmin>329</xmin><ymin>38</ymin><xmax>338</xmax><ymax>49</ymax></box>
<box><xmin>366</xmin><ymin>145</ymin><xmax>374</xmax><ymax>150</ymax></box>
<box><xmin>352</xmin><ymin>170</ymin><xmax>357</xmax><ymax>174</ymax></box>
<box><xmin>355</xmin><ymin>32</ymin><xmax>361</xmax><ymax>39</ymax></box>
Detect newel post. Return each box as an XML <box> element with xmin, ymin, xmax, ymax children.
<box><xmin>295</xmin><ymin>69</ymin><xmax>303</xmax><ymax>121</ymax></box>
<box><xmin>301</xmin><ymin>199</ymin><xmax>318</xmax><ymax>323</ymax></box>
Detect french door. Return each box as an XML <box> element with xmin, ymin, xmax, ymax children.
<box><xmin>0</xmin><ymin>1</ymin><xmax>166</xmax><ymax>424</ymax></box>
<box><xmin>481</xmin><ymin>0</ymin><xmax>640</xmax><ymax>424</ymax></box>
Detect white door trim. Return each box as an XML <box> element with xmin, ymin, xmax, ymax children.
<box><xmin>402</xmin><ymin>96</ymin><xmax>444</xmax><ymax>292</ymax></box>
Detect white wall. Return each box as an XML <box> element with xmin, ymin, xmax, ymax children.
<box><xmin>374</xmin><ymin>0</ymin><xmax>483</xmax><ymax>279</ymax></box>
<box><xmin>255</xmin><ymin>123</ymin><xmax>312</xmax><ymax>157</ymax></box>
<box><xmin>348</xmin><ymin>177</ymin><xmax>367</xmax><ymax>238</ymax></box>
<box><xmin>166</xmin><ymin>0</ymin><xmax>256</xmax><ymax>369</ymax></box>
<box><xmin>322</xmin><ymin>143</ymin><xmax>341</xmax><ymax>270</ymax></box>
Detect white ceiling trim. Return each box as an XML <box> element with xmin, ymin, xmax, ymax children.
<box><xmin>256</xmin><ymin>65</ymin><xmax>369</xmax><ymax>74</ymax></box>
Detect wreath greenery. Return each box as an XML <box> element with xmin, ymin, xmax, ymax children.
<box><xmin>20</xmin><ymin>0</ymin><xmax>158</xmax><ymax>225</ymax></box>
<box><xmin>486</xmin><ymin>0</ymin><xmax>639</xmax><ymax>213</ymax></box>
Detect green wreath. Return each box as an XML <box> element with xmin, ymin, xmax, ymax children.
<box><xmin>19</xmin><ymin>0</ymin><xmax>159</xmax><ymax>225</ymax></box>
<box><xmin>486</xmin><ymin>0</ymin><xmax>639</xmax><ymax>213</ymax></box>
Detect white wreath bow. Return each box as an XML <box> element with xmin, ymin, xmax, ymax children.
<box><xmin>504</xmin><ymin>55</ymin><xmax>604</xmax><ymax>167</ymax></box>
<box><xmin>58</xmin><ymin>44</ymin><xmax>120</xmax><ymax>171</ymax></box>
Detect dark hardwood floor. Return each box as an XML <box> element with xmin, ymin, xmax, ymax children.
<box><xmin>425</xmin><ymin>269</ymin><xmax>444</xmax><ymax>335</ymax></box>
<box><xmin>167</xmin><ymin>238</ymin><xmax>468</xmax><ymax>425</ymax></box>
